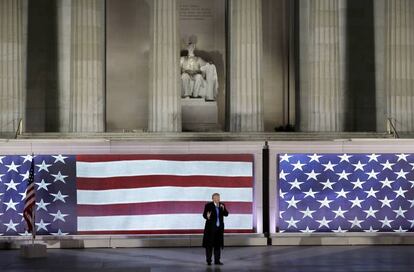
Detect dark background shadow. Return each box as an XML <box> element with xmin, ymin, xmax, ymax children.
<box><xmin>345</xmin><ymin>0</ymin><xmax>377</xmax><ymax>131</ymax></box>
<box><xmin>26</xmin><ymin>0</ymin><xmax>59</xmax><ymax>132</ymax></box>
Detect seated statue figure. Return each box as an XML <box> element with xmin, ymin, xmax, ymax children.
<box><xmin>180</xmin><ymin>42</ymin><xmax>218</xmax><ymax>101</ymax></box>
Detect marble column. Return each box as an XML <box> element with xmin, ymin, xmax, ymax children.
<box><xmin>375</xmin><ymin>0</ymin><xmax>414</xmax><ymax>132</ymax></box>
<box><xmin>229</xmin><ymin>0</ymin><xmax>264</xmax><ymax>132</ymax></box>
<box><xmin>0</xmin><ymin>0</ymin><xmax>27</xmax><ymax>133</ymax></box>
<box><xmin>148</xmin><ymin>0</ymin><xmax>181</xmax><ymax>132</ymax></box>
<box><xmin>299</xmin><ymin>0</ymin><xmax>346</xmax><ymax>132</ymax></box>
<box><xmin>70</xmin><ymin>0</ymin><xmax>105</xmax><ymax>132</ymax></box>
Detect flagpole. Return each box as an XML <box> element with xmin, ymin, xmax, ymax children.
<box><xmin>31</xmin><ymin>153</ymin><xmax>36</xmax><ymax>245</ymax></box>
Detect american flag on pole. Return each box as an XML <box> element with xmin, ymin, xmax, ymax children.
<box><xmin>23</xmin><ymin>155</ymin><xmax>35</xmax><ymax>234</ymax></box>
<box><xmin>0</xmin><ymin>154</ymin><xmax>253</xmax><ymax>236</ymax></box>
<box><xmin>278</xmin><ymin>153</ymin><xmax>414</xmax><ymax>233</ymax></box>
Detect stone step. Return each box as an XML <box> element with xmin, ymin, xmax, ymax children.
<box><xmin>13</xmin><ymin>132</ymin><xmax>395</xmax><ymax>141</ymax></box>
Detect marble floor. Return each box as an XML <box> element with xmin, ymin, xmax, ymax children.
<box><xmin>0</xmin><ymin>246</ymin><xmax>414</xmax><ymax>272</ymax></box>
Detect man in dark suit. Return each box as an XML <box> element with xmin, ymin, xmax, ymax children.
<box><xmin>202</xmin><ymin>193</ymin><xmax>229</xmax><ymax>266</ymax></box>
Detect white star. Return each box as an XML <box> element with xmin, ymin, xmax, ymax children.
<box><xmin>51</xmin><ymin>171</ymin><xmax>68</xmax><ymax>183</ymax></box>
<box><xmin>19</xmin><ymin>171</ymin><xmax>30</xmax><ymax>181</ymax></box>
<box><xmin>50</xmin><ymin>191</ymin><xmax>69</xmax><ymax>203</ymax></box>
<box><xmin>363</xmin><ymin>206</ymin><xmax>378</xmax><ymax>219</ymax></box>
<box><xmin>0</xmin><ymin>156</ymin><xmax>5</xmax><ymax>164</ymax></box>
<box><xmin>379</xmin><ymin>177</ymin><xmax>394</xmax><ymax>189</ymax></box>
<box><xmin>394</xmin><ymin>169</ymin><xmax>409</xmax><ymax>179</ymax></box>
<box><xmin>335</xmin><ymin>188</ymin><xmax>350</xmax><ymax>199</ymax></box>
<box><xmin>286</xmin><ymin>217</ymin><xmax>299</xmax><ymax>228</ymax></box>
<box><xmin>332</xmin><ymin>207</ymin><xmax>348</xmax><ymax>218</ymax></box>
<box><xmin>351</xmin><ymin>178</ymin><xmax>366</xmax><ymax>189</ymax></box>
<box><xmin>49</xmin><ymin>210</ymin><xmax>69</xmax><ymax>222</ymax></box>
<box><xmin>308</xmin><ymin>153</ymin><xmax>322</xmax><ymax>163</ymax></box>
<box><xmin>393</xmin><ymin>206</ymin><xmax>407</xmax><ymax>218</ymax></box>
<box><xmin>279</xmin><ymin>211</ymin><xmax>285</xmax><ymax>218</ymax></box>
<box><xmin>19</xmin><ymin>190</ymin><xmax>27</xmax><ymax>200</ymax></box>
<box><xmin>36</xmin><ymin>219</ymin><xmax>51</xmax><ymax>232</ymax></box>
<box><xmin>286</xmin><ymin>196</ymin><xmax>300</xmax><ymax>209</ymax></box>
<box><xmin>305</xmin><ymin>170</ymin><xmax>320</xmax><ymax>181</ymax></box>
<box><xmin>300</xmin><ymin>207</ymin><xmax>316</xmax><ymax>219</ymax></box>
<box><xmin>379</xmin><ymin>216</ymin><xmax>393</xmax><ymax>228</ymax></box>
<box><xmin>4</xmin><ymin>179</ymin><xmax>20</xmax><ymax>191</ymax></box>
<box><xmin>367</xmin><ymin>153</ymin><xmax>380</xmax><ymax>162</ymax></box>
<box><xmin>410</xmin><ymin>163</ymin><xmax>414</xmax><ymax>171</ymax></box>
<box><xmin>381</xmin><ymin>160</ymin><xmax>395</xmax><ymax>171</ymax></box>
<box><xmin>336</xmin><ymin>170</ymin><xmax>352</xmax><ymax>181</ymax></box>
<box><xmin>3</xmin><ymin>199</ymin><xmax>18</xmax><ymax>211</ymax></box>
<box><xmin>396</xmin><ymin>153</ymin><xmax>409</xmax><ymax>162</ymax></box>
<box><xmin>352</xmin><ymin>161</ymin><xmax>366</xmax><ymax>171</ymax></box>
<box><xmin>51</xmin><ymin>229</ymin><xmax>69</xmax><ymax>236</ymax></box>
<box><xmin>322</xmin><ymin>161</ymin><xmax>337</xmax><ymax>172</ymax></box>
<box><xmin>19</xmin><ymin>230</ymin><xmax>31</xmax><ymax>236</ymax></box>
<box><xmin>279</xmin><ymin>170</ymin><xmax>289</xmax><ymax>181</ymax></box>
<box><xmin>409</xmin><ymin>180</ymin><xmax>414</xmax><ymax>189</ymax></box>
<box><xmin>395</xmin><ymin>226</ymin><xmax>408</xmax><ymax>233</ymax></box>
<box><xmin>364</xmin><ymin>187</ymin><xmax>379</xmax><ymax>198</ymax></box>
<box><xmin>409</xmin><ymin>199</ymin><xmax>414</xmax><ymax>208</ymax></box>
<box><xmin>36</xmin><ymin>179</ymin><xmax>51</xmax><ymax>191</ymax></box>
<box><xmin>291</xmin><ymin>160</ymin><xmax>306</xmax><ymax>171</ymax></box>
<box><xmin>36</xmin><ymin>160</ymin><xmax>52</xmax><ymax>172</ymax></box>
<box><xmin>321</xmin><ymin>179</ymin><xmax>336</xmax><ymax>190</ymax></box>
<box><xmin>288</xmin><ymin>179</ymin><xmax>304</xmax><ymax>190</ymax></box>
<box><xmin>5</xmin><ymin>161</ymin><xmax>21</xmax><ymax>173</ymax></box>
<box><xmin>279</xmin><ymin>154</ymin><xmax>292</xmax><ymax>163</ymax></box>
<box><xmin>279</xmin><ymin>189</ymin><xmax>287</xmax><ymax>199</ymax></box>
<box><xmin>367</xmin><ymin>170</ymin><xmax>379</xmax><ymax>180</ymax></box>
<box><xmin>0</xmin><ymin>173</ymin><xmax>4</xmax><ymax>181</ymax></box>
<box><xmin>364</xmin><ymin>226</ymin><xmax>378</xmax><ymax>233</ymax></box>
<box><xmin>21</xmin><ymin>154</ymin><xmax>34</xmax><ymax>163</ymax></box>
<box><xmin>350</xmin><ymin>197</ymin><xmax>364</xmax><ymax>208</ymax></box>
<box><xmin>394</xmin><ymin>187</ymin><xmax>408</xmax><ymax>198</ymax></box>
<box><xmin>3</xmin><ymin>219</ymin><xmax>19</xmax><ymax>232</ymax></box>
<box><xmin>300</xmin><ymin>226</ymin><xmax>315</xmax><ymax>233</ymax></box>
<box><xmin>332</xmin><ymin>226</ymin><xmax>347</xmax><ymax>233</ymax></box>
<box><xmin>348</xmin><ymin>217</ymin><xmax>364</xmax><ymax>228</ymax></box>
<box><xmin>36</xmin><ymin>199</ymin><xmax>51</xmax><ymax>211</ymax></box>
<box><xmin>303</xmin><ymin>188</ymin><xmax>318</xmax><ymax>198</ymax></box>
<box><xmin>408</xmin><ymin>219</ymin><xmax>414</xmax><ymax>228</ymax></box>
<box><xmin>317</xmin><ymin>197</ymin><xmax>333</xmax><ymax>208</ymax></box>
<box><xmin>379</xmin><ymin>196</ymin><xmax>393</xmax><ymax>208</ymax></box>
<box><xmin>52</xmin><ymin>155</ymin><xmax>68</xmax><ymax>164</ymax></box>
<box><xmin>338</xmin><ymin>153</ymin><xmax>352</xmax><ymax>163</ymax></box>
<box><xmin>316</xmin><ymin>217</ymin><xmax>332</xmax><ymax>228</ymax></box>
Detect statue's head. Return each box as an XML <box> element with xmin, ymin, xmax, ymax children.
<box><xmin>187</xmin><ymin>43</ymin><xmax>196</xmax><ymax>57</ymax></box>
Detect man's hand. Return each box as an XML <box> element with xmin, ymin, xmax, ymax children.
<box><xmin>207</xmin><ymin>211</ymin><xmax>211</xmax><ymax>219</ymax></box>
<box><xmin>220</xmin><ymin>204</ymin><xmax>225</xmax><ymax>209</ymax></box>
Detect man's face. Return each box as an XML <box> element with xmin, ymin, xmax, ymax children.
<box><xmin>212</xmin><ymin>195</ymin><xmax>220</xmax><ymax>203</ymax></box>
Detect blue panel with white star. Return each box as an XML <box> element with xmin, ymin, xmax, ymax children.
<box><xmin>0</xmin><ymin>155</ymin><xmax>76</xmax><ymax>236</ymax></box>
<box><xmin>278</xmin><ymin>153</ymin><xmax>414</xmax><ymax>233</ymax></box>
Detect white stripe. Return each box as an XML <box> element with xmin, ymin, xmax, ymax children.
<box><xmin>78</xmin><ymin>214</ymin><xmax>252</xmax><ymax>231</ymax></box>
<box><xmin>77</xmin><ymin>187</ymin><xmax>253</xmax><ymax>205</ymax></box>
<box><xmin>76</xmin><ymin>160</ymin><xmax>253</xmax><ymax>178</ymax></box>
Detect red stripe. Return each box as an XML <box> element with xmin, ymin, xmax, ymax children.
<box><xmin>77</xmin><ymin>201</ymin><xmax>252</xmax><ymax>216</ymax></box>
<box><xmin>77</xmin><ymin>229</ymin><xmax>254</xmax><ymax>235</ymax></box>
<box><xmin>76</xmin><ymin>154</ymin><xmax>253</xmax><ymax>162</ymax></box>
<box><xmin>77</xmin><ymin>175</ymin><xmax>253</xmax><ymax>190</ymax></box>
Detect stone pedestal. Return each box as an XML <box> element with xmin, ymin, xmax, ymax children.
<box><xmin>0</xmin><ymin>0</ymin><xmax>27</xmax><ymax>134</ymax></box>
<box><xmin>298</xmin><ymin>0</ymin><xmax>346</xmax><ymax>132</ymax></box>
<box><xmin>375</xmin><ymin>0</ymin><xmax>414</xmax><ymax>132</ymax></box>
<box><xmin>229</xmin><ymin>0</ymin><xmax>264</xmax><ymax>132</ymax></box>
<box><xmin>20</xmin><ymin>243</ymin><xmax>47</xmax><ymax>258</ymax></box>
<box><xmin>181</xmin><ymin>98</ymin><xmax>219</xmax><ymax>132</ymax></box>
<box><xmin>148</xmin><ymin>0</ymin><xmax>181</xmax><ymax>132</ymax></box>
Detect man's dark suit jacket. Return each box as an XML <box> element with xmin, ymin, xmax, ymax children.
<box><xmin>202</xmin><ymin>202</ymin><xmax>229</xmax><ymax>248</ymax></box>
